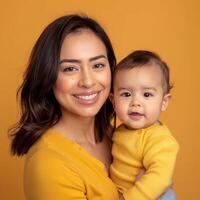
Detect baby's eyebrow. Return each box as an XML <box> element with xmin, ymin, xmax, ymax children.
<box><xmin>117</xmin><ymin>87</ymin><xmax>131</xmax><ymax>91</ymax></box>
<box><xmin>142</xmin><ymin>87</ymin><xmax>157</xmax><ymax>91</ymax></box>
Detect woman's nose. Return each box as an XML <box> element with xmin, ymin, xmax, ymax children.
<box><xmin>78</xmin><ymin>68</ymin><xmax>95</xmax><ymax>88</ymax></box>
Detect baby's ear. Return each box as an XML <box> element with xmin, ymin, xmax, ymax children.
<box><xmin>161</xmin><ymin>93</ymin><xmax>171</xmax><ymax>111</ymax></box>
<box><xmin>109</xmin><ymin>93</ymin><xmax>115</xmax><ymax>108</ymax></box>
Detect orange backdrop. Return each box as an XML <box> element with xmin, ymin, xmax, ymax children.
<box><xmin>1</xmin><ymin>0</ymin><xmax>200</xmax><ymax>199</ymax></box>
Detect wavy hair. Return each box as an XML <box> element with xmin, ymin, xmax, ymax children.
<box><xmin>10</xmin><ymin>14</ymin><xmax>116</xmax><ymax>156</ymax></box>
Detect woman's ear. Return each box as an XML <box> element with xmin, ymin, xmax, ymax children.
<box><xmin>161</xmin><ymin>93</ymin><xmax>171</xmax><ymax>112</ymax></box>
<box><xmin>109</xmin><ymin>93</ymin><xmax>115</xmax><ymax>109</ymax></box>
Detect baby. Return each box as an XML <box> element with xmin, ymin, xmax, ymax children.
<box><xmin>110</xmin><ymin>50</ymin><xmax>179</xmax><ymax>200</ymax></box>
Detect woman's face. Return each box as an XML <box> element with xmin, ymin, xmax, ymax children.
<box><xmin>54</xmin><ymin>29</ymin><xmax>111</xmax><ymax>119</ymax></box>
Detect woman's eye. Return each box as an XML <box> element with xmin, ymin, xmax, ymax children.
<box><xmin>144</xmin><ymin>92</ymin><xmax>153</xmax><ymax>97</ymax></box>
<box><xmin>121</xmin><ymin>92</ymin><xmax>131</xmax><ymax>97</ymax></box>
<box><xmin>93</xmin><ymin>63</ymin><xmax>105</xmax><ymax>69</ymax></box>
<box><xmin>63</xmin><ymin>66</ymin><xmax>78</xmax><ymax>72</ymax></box>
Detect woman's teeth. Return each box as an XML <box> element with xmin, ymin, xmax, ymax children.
<box><xmin>75</xmin><ymin>93</ymin><xmax>98</xmax><ymax>100</ymax></box>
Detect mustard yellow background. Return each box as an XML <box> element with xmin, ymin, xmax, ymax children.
<box><xmin>1</xmin><ymin>0</ymin><xmax>200</xmax><ymax>199</ymax></box>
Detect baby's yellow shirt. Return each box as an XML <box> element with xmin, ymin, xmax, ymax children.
<box><xmin>24</xmin><ymin>129</ymin><xmax>118</xmax><ymax>200</ymax></box>
<box><xmin>110</xmin><ymin>124</ymin><xmax>179</xmax><ymax>200</ymax></box>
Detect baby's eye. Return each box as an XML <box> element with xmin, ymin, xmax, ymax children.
<box><xmin>121</xmin><ymin>92</ymin><xmax>131</xmax><ymax>97</ymax></box>
<box><xmin>143</xmin><ymin>92</ymin><xmax>153</xmax><ymax>97</ymax></box>
<box><xmin>93</xmin><ymin>63</ymin><xmax>105</xmax><ymax>69</ymax></box>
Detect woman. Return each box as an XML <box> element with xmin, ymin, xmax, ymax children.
<box><xmin>10</xmin><ymin>14</ymin><xmax>119</xmax><ymax>199</ymax></box>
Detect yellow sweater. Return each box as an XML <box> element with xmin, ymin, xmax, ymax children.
<box><xmin>24</xmin><ymin>129</ymin><xmax>118</xmax><ymax>200</ymax></box>
<box><xmin>110</xmin><ymin>123</ymin><xmax>179</xmax><ymax>200</ymax></box>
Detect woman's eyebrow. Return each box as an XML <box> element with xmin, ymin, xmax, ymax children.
<box><xmin>59</xmin><ymin>59</ymin><xmax>80</xmax><ymax>64</ymax></box>
<box><xmin>59</xmin><ymin>55</ymin><xmax>107</xmax><ymax>65</ymax></box>
<box><xmin>89</xmin><ymin>55</ymin><xmax>107</xmax><ymax>61</ymax></box>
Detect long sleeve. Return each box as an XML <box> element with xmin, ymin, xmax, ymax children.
<box><xmin>124</xmin><ymin>128</ymin><xmax>179</xmax><ymax>200</ymax></box>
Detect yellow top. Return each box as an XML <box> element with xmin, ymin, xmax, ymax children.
<box><xmin>24</xmin><ymin>129</ymin><xmax>119</xmax><ymax>200</ymax></box>
<box><xmin>110</xmin><ymin>123</ymin><xmax>179</xmax><ymax>200</ymax></box>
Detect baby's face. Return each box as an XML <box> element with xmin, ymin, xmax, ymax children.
<box><xmin>112</xmin><ymin>64</ymin><xmax>170</xmax><ymax>130</ymax></box>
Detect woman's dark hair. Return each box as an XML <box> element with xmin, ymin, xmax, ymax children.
<box><xmin>10</xmin><ymin>14</ymin><xmax>116</xmax><ymax>156</ymax></box>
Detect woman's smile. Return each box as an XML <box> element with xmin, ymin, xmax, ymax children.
<box><xmin>73</xmin><ymin>91</ymin><xmax>101</xmax><ymax>105</ymax></box>
<box><xmin>54</xmin><ymin>29</ymin><xmax>111</xmax><ymax>118</ymax></box>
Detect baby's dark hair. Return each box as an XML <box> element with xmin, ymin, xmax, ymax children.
<box><xmin>114</xmin><ymin>50</ymin><xmax>173</xmax><ymax>94</ymax></box>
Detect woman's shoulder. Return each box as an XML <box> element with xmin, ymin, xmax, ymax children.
<box><xmin>25</xmin><ymin>129</ymin><xmax>84</xmax><ymax>183</ymax></box>
<box><xmin>24</xmin><ymin>130</ymin><xmax>87</xmax><ymax>200</ymax></box>
<box><xmin>25</xmin><ymin>129</ymin><xmax>74</xmax><ymax>166</ymax></box>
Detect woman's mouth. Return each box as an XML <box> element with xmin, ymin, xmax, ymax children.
<box><xmin>75</xmin><ymin>93</ymin><xmax>98</xmax><ymax>100</ymax></box>
<box><xmin>73</xmin><ymin>91</ymin><xmax>100</xmax><ymax>105</ymax></box>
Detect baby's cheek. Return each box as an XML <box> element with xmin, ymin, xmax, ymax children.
<box><xmin>115</xmin><ymin>104</ymin><xmax>127</xmax><ymax>122</ymax></box>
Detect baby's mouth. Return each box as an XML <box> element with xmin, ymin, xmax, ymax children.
<box><xmin>129</xmin><ymin>112</ymin><xmax>143</xmax><ymax>116</ymax></box>
<box><xmin>128</xmin><ymin>112</ymin><xmax>144</xmax><ymax>120</ymax></box>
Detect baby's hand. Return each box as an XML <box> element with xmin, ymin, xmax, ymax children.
<box><xmin>136</xmin><ymin>168</ymin><xmax>145</xmax><ymax>181</ymax></box>
<box><xmin>118</xmin><ymin>192</ymin><xmax>125</xmax><ymax>200</ymax></box>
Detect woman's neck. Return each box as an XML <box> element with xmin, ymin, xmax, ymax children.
<box><xmin>53</xmin><ymin>112</ymin><xmax>96</xmax><ymax>144</ymax></box>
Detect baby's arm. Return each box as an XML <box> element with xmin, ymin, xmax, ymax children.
<box><xmin>123</xmin><ymin>132</ymin><xmax>179</xmax><ymax>200</ymax></box>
